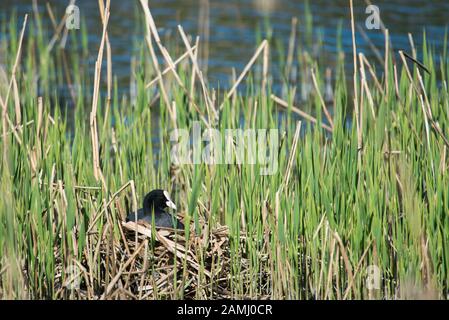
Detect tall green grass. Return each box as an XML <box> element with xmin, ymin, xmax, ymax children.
<box><xmin>0</xmin><ymin>2</ymin><xmax>448</xmax><ymax>299</ymax></box>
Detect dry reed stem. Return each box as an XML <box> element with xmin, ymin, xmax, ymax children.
<box><xmin>178</xmin><ymin>25</ymin><xmax>216</xmax><ymax>123</ymax></box>
<box><xmin>1</xmin><ymin>14</ymin><xmax>28</xmax><ymax>151</ymax></box>
<box><xmin>139</xmin><ymin>0</ymin><xmax>177</xmax><ymax>128</ymax></box>
<box><xmin>358</xmin><ymin>53</ymin><xmax>376</xmax><ymax>119</ymax></box>
<box><xmin>189</xmin><ymin>37</ymin><xmax>200</xmax><ymax>111</ymax></box>
<box><xmin>146</xmin><ymin>34</ymin><xmax>178</xmax><ymax>125</ymax></box>
<box><xmin>333</xmin><ymin>230</ymin><xmax>355</xmax><ymax>299</ymax></box>
<box><xmin>399</xmin><ymin>50</ymin><xmax>449</xmax><ymax>148</ymax></box>
<box><xmin>45</xmin><ymin>2</ymin><xmax>58</xmax><ymax>30</ymax></box>
<box><xmin>349</xmin><ymin>0</ymin><xmax>360</xmax><ymax>147</ymax></box>
<box><xmin>87</xmin><ymin>181</ymin><xmax>132</xmax><ymax>234</ymax></box>
<box><xmin>98</xmin><ymin>0</ymin><xmax>113</xmax><ymax>132</ymax></box>
<box><xmin>46</xmin><ymin>0</ymin><xmax>76</xmax><ymax>53</ymax></box>
<box><xmin>90</xmin><ymin>0</ymin><xmax>110</xmax><ymax>186</ymax></box>
<box><xmin>360</xmin><ymin>54</ymin><xmax>384</xmax><ymax>96</ymax></box>
<box><xmin>158</xmin><ymin>45</ymin><xmax>209</xmax><ymax>126</ymax></box>
<box><xmin>280</xmin><ymin>121</ymin><xmax>301</xmax><ymax>192</ymax></box>
<box><xmin>219</xmin><ymin>40</ymin><xmax>268</xmax><ymax>111</ymax></box>
<box><xmin>393</xmin><ymin>63</ymin><xmax>400</xmax><ymax>99</ymax></box>
<box><xmin>139</xmin><ymin>6</ymin><xmax>204</xmax><ymax>122</ymax></box>
<box><xmin>145</xmin><ymin>44</ymin><xmax>198</xmax><ymax>89</ymax></box>
<box><xmin>45</xmin><ymin>2</ymin><xmax>78</xmax><ymax>105</ymax></box>
<box><xmin>311</xmin><ymin>68</ymin><xmax>334</xmax><ymax>129</ymax></box>
<box><xmin>271</xmin><ymin>95</ymin><xmax>333</xmax><ymax>133</ymax></box>
<box><xmin>408</xmin><ymin>33</ymin><xmax>417</xmax><ymax>60</ymax></box>
<box><xmin>262</xmin><ymin>41</ymin><xmax>269</xmax><ymax>96</ymax></box>
<box><xmin>0</xmin><ymin>120</ymin><xmax>33</xmax><ymax>139</ymax></box>
<box><xmin>416</xmin><ymin>70</ymin><xmax>449</xmax><ymax>147</ymax></box>
<box><xmin>342</xmin><ymin>239</ymin><xmax>373</xmax><ymax>299</ymax></box>
<box><xmin>358</xmin><ymin>67</ymin><xmax>364</xmax><ymax>153</ymax></box>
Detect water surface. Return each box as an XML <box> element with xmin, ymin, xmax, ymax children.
<box><xmin>1</xmin><ymin>0</ymin><xmax>448</xmax><ymax>95</ymax></box>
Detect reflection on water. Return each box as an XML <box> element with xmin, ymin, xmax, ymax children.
<box><xmin>1</xmin><ymin>0</ymin><xmax>448</xmax><ymax>92</ymax></box>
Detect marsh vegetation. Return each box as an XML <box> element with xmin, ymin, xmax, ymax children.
<box><xmin>0</xmin><ymin>1</ymin><xmax>448</xmax><ymax>299</ymax></box>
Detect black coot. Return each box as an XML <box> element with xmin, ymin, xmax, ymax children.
<box><xmin>126</xmin><ymin>189</ymin><xmax>184</xmax><ymax>230</ymax></box>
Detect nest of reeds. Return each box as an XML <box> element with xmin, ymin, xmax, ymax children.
<box><xmin>52</xmin><ymin>216</ymin><xmax>251</xmax><ymax>299</ymax></box>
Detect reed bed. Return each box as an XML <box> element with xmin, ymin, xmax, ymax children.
<box><xmin>0</xmin><ymin>1</ymin><xmax>448</xmax><ymax>299</ymax></box>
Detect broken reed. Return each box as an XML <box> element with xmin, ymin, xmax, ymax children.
<box><xmin>0</xmin><ymin>1</ymin><xmax>449</xmax><ymax>300</ymax></box>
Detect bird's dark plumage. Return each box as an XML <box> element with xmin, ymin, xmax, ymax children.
<box><xmin>126</xmin><ymin>189</ymin><xmax>184</xmax><ymax>230</ymax></box>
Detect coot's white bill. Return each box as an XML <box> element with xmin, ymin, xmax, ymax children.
<box><xmin>163</xmin><ymin>190</ymin><xmax>177</xmax><ymax>210</ymax></box>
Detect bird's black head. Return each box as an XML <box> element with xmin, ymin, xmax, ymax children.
<box><xmin>142</xmin><ymin>189</ymin><xmax>176</xmax><ymax>214</ymax></box>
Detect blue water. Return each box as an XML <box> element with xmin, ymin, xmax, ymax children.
<box><xmin>1</xmin><ymin>0</ymin><xmax>448</xmax><ymax>95</ymax></box>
